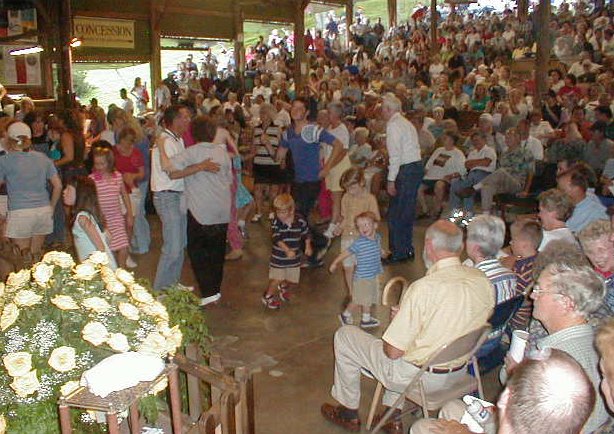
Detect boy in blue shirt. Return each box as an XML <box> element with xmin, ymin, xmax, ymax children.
<box><xmin>329</xmin><ymin>211</ymin><xmax>386</xmax><ymax>328</ymax></box>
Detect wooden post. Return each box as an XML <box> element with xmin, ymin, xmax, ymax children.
<box><xmin>294</xmin><ymin>2</ymin><xmax>307</xmax><ymax>89</ymax></box>
<box><xmin>185</xmin><ymin>344</ymin><xmax>203</xmax><ymax>421</ymax></box>
<box><xmin>233</xmin><ymin>1</ymin><xmax>245</xmax><ymax>91</ymax></box>
<box><xmin>518</xmin><ymin>0</ymin><xmax>529</xmax><ymax>22</ymax></box>
<box><xmin>58</xmin><ymin>0</ymin><xmax>74</xmax><ymax>108</ymax></box>
<box><xmin>430</xmin><ymin>0</ymin><xmax>438</xmax><ymax>53</ymax></box>
<box><xmin>534</xmin><ymin>0</ymin><xmax>551</xmax><ymax>112</ymax></box>
<box><xmin>387</xmin><ymin>0</ymin><xmax>397</xmax><ymax>28</ymax></box>
<box><xmin>345</xmin><ymin>0</ymin><xmax>353</xmax><ymax>50</ymax></box>
<box><xmin>149</xmin><ymin>0</ymin><xmax>162</xmax><ymax>90</ymax></box>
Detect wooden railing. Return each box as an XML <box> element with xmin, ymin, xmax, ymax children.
<box><xmin>173</xmin><ymin>346</ymin><xmax>255</xmax><ymax>434</ymax></box>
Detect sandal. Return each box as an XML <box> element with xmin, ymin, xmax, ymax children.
<box><xmin>320</xmin><ymin>403</ymin><xmax>361</xmax><ymax>432</ymax></box>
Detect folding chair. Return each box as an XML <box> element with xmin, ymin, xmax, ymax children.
<box><xmin>368</xmin><ymin>326</ymin><xmax>491</xmax><ymax>433</ymax></box>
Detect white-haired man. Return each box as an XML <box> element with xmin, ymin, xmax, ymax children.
<box><xmin>381</xmin><ymin>93</ymin><xmax>424</xmax><ymax>264</ymax></box>
<box><xmin>321</xmin><ymin>220</ymin><xmax>494</xmax><ymax>434</ymax></box>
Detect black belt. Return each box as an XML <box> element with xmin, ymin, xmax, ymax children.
<box><xmin>157</xmin><ymin>190</ymin><xmax>182</xmax><ymax>193</ymax></box>
<box><xmin>427</xmin><ymin>364</ymin><xmax>465</xmax><ymax>374</ymax></box>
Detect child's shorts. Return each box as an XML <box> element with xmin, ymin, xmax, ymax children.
<box><xmin>341</xmin><ymin>236</ymin><xmax>356</xmax><ymax>267</ymax></box>
<box><xmin>353</xmin><ymin>276</ymin><xmax>380</xmax><ymax>307</ymax></box>
<box><xmin>269</xmin><ymin>266</ymin><xmax>300</xmax><ymax>284</ymax></box>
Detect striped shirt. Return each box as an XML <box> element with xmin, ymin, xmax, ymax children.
<box><xmin>253</xmin><ymin>124</ymin><xmax>281</xmax><ymax>166</ymax></box>
<box><xmin>348</xmin><ymin>234</ymin><xmax>383</xmax><ymax>279</ymax></box>
<box><xmin>270</xmin><ymin>215</ymin><xmax>310</xmax><ymax>268</ymax></box>
<box><xmin>475</xmin><ymin>259</ymin><xmax>517</xmax><ymax>305</ymax></box>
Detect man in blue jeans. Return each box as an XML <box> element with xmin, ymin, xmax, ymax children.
<box><xmin>150</xmin><ymin>105</ymin><xmax>191</xmax><ymax>291</ymax></box>
<box><xmin>381</xmin><ymin>94</ymin><xmax>424</xmax><ymax>264</ymax></box>
<box><xmin>277</xmin><ymin>97</ymin><xmax>345</xmax><ymax>265</ymax></box>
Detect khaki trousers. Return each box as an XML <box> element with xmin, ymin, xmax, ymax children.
<box><xmin>478</xmin><ymin>169</ymin><xmax>523</xmax><ymax>212</ymax></box>
<box><xmin>331</xmin><ymin>326</ymin><xmax>466</xmax><ymax>410</ymax></box>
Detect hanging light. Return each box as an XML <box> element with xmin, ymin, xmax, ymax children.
<box><xmin>9</xmin><ymin>46</ymin><xmax>44</xmax><ymax>56</ymax></box>
<box><xmin>69</xmin><ymin>37</ymin><xmax>82</xmax><ymax>47</ymax></box>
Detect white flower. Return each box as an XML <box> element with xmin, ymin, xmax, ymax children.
<box><xmin>100</xmin><ymin>266</ymin><xmax>116</xmax><ymax>282</ymax></box>
<box><xmin>107</xmin><ymin>333</ymin><xmax>130</xmax><ymax>352</ymax></box>
<box><xmin>32</xmin><ymin>263</ymin><xmax>54</xmax><ymax>286</ymax></box>
<box><xmin>0</xmin><ymin>413</ymin><xmax>6</xmax><ymax>434</ymax></box>
<box><xmin>51</xmin><ymin>295</ymin><xmax>79</xmax><ymax>310</ymax></box>
<box><xmin>165</xmin><ymin>326</ymin><xmax>183</xmax><ymax>355</ymax></box>
<box><xmin>48</xmin><ymin>346</ymin><xmax>76</xmax><ymax>372</ymax></box>
<box><xmin>149</xmin><ymin>377</ymin><xmax>168</xmax><ymax>395</ymax></box>
<box><xmin>87</xmin><ymin>251</ymin><xmax>109</xmax><ymax>266</ymax></box>
<box><xmin>82</xmin><ymin>297</ymin><xmax>111</xmax><ymax>313</ymax></box>
<box><xmin>138</xmin><ymin>332</ymin><xmax>168</xmax><ymax>357</ymax></box>
<box><xmin>14</xmin><ymin>290</ymin><xmax>43</xmax><ymax>307</ymax></box>
<box><xmin>105</xmin><ymin>279</ymin><xmax>126</xmax><ymax>294</ymax></box>
<box><xmin>115</xmin><ymin>268</ymin><xmax>135</xmax><ymax>285</ymax></box>
<box><xmin>42</xmin><ymin>251</ymin><xmax>75</xmax><ymax>269</ymax></box>
<box><xmin>10</xmin><ymin>369</ymin><xmax>40</xmax><ymax>397</ymax></box>
<box><xmin>142</xmin><ymin>301</ymin><xmax>169</xmax><ymax>321</ymax></box>
<box><xmin>131</xmin><ymin>287</ymin><xmax>154</xmax><ymax>305</ymax></box>
<box><xmin>74</xmin><ymin>263</ymin><xmax>97</xmax><ymax>281</ymax></box>
<box><xmin>82</xmin><ymin>322</ymin><xmax>109</xmax><ymax>346</ymax></box>
<box><xmin>60</xmin><ymin>380</ymin><xmax>80</xmax><ymax>397</ymax></box>
<box><xmin>0</xmin><ymin>303</ymin><xmax>19</xmax><ymax>331</ymax></box>
<box><xmin>6</xmin><ymin>270</ymin><xmax>30</xmax><ymax>290</ymax></box>
<box><xmin>118</xmin><ymin>302</ymin><xmax>140</xmax><ymax>321</ymax></box>
<box><xmin>3</xmin><ymin>352</ymin><xmax>32</xmax><ymax>377</ymax></box>
<box><xmin>0</xmin><ymin>282</ymin><xmax>6</xmax><ymax>298</ymax></box>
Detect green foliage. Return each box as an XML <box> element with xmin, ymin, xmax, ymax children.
<box><xmin>158</xmin><ymin>286</ymin><xmax>210</xmax><ymax>355</ymax></box>
<box><xmin>72</xmin><ymin>70</ymin><xmax>99</xmax><ymax>102</ymax></box>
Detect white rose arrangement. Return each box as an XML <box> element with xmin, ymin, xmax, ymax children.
<box><xmin>0</xmin><ymin>252</ymin><xmax>185</xmax><ymax>433</ymax></box>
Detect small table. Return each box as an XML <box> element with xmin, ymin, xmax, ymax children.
<box><xmin>58</xmin><ymin>363</ymin><xmax>182</xmax><ymax>434</ymax></box>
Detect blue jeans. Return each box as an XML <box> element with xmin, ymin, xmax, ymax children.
<box><xmin>388</xmin><ymin>161</ymin><xmax>424</xmax><ymax>258</ymax></box>
<box><xmin>153</xmin><ymin>191</ymin><xmax>187</xmax><ymax>290</ymax></box>
<box><xmin>449</xmin><ymin>170</ymin><xmax>490</xmax><ymax>212</ymax></box>
<box><xmin>131</xmin><ymin>180</ymin><xmax>151</xmax><ymax>254</ymax></box>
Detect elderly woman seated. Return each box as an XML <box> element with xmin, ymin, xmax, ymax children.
<box><xmin>417</xmin><ymin>132</ymin><xmax>466</xmax><ymax>218</ymax></box>
<box><xmin>537</xmin><ymin>188</ymin><xmax>578</xmax><ymax>251</ymax></box>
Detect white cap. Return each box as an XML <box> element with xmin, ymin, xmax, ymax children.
<box><xmin>7</xmin><ymin>122</ymin><xmax>31</xmax><ymax>140</ymax></box>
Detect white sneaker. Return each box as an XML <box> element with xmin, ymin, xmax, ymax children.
<box><xmin>200</xmin><ymin>293</ymin><xmax>221</xmax><ymax>306</ymax></box>
<box><xmin>126</xmin><ymin>256</ymin><xmax>137</xmax><ymax>269</ymax></box>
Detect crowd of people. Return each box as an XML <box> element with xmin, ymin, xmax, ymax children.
<box><xmin>1</xmin><ymin>0</ymin><xmax>614</xmax><ymax>432</ymax></box>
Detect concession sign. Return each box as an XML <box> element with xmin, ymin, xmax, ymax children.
<box><xmin>73</xmin><ymin>16</ymin><xmax>135</xmax><ymax>49</ymax></box>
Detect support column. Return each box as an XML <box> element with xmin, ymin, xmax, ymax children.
<box><xmin>233</xmin><ymin>1</ymin><xmax>245</xmax><ymax>90</ymax></box>
<box><xmin>517</xmin><ymin>0</ymin><xmax>529</xmax><ymax>22</ymax></box>
<box><xmin>387</xmin><ymin>0</ymin><xmax>397</xmax><ymax>28</ymax></box>
<box><xmin>430</xmin><ymin>0</ymin><xmax>438</xmax><ymax>53</ymax></box>
<box><xmin>58</xmin><ymin>0</ymin><xmax>74</xmax><ymax>108</ymax></box>
<box><xmin>150</xmin><ymin>0</ymin><xmax>162</xmax><ymax>91</ymax></box>
<box><xmin>294</xmin><ymin>2</ymin><xmax>307</xmax><ymax>88</ymax></box>
<box><xmin>534</xmin><ymin>0</ymin><xmax>551</xmax><ymax>111</ymax></box>
<box><xmin>345</xmin><ymin>0</ymin><xmax>353</xmax><ymax>50</ymax></box>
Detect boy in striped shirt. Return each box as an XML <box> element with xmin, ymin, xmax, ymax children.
<box><xmin>262</xmin><ymin>194</ymin><xmax>313</xmax><ymax>309</ymax></box>
<box><xmin>329</xmin><ymin>211</ymin><xmax>386</xmax><ymax>328</ymax></box>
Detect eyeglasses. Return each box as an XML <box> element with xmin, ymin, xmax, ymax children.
<box><xmin>532</xmin><ymin>285</ymin><xmax>561</xmax><ymax>296</ymax></box>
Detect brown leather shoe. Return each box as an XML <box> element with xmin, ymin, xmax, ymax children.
<box><xmin>372</xmin><ymin>411</ymin><xmax>403</xmax><ymax>434</ymax></box>
<box><xmin>320</xmin><ymin>403</ymin><xmax>361</xmax><ymax>432</ymax></box>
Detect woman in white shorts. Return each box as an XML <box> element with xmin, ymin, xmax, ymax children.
<box><xmin>0</xmin><ymin>122</ymin><xmax>62</xmax><ymax>254</ymax></box>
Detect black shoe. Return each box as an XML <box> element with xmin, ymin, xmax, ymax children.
<box><xmin>383</xmin><ymin>255</ymin><xmax>410</xmax><ymax>265</ymax></box>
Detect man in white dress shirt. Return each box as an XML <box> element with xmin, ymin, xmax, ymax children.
<box><xmin>381</xmin><ymin>93</ymin><xmax>424</xmax><ymax>263</ymax></box>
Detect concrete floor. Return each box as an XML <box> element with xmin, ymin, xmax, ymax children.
<box><xmin>133</xmin><ymin>216</ymin><xmax>501</xmax><ymax>434</ymax></box>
